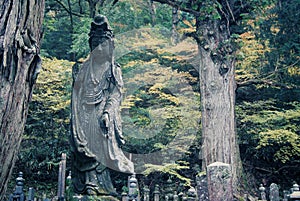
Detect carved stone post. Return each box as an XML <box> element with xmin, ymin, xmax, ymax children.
<box><xmin>57</xmin><ymin>153</ymin><xmax>66</xmax><ymax>201</ymax></box>
<box><xmin>143</xmin><ymin>185</ymin><xmax>150</xmax><ymax>201</ymax></box>
<box><xmin>269</xmin><ymin>183</ymin><xmax>279</xmax><ymax>201</ymax></box>
<box><xmin>259</xmin><ymin>184</ymin><xmax>267</xmax><ymax>201</ymax></box>
<box><xmin>187</xmin><ymin>186</ymin><xmax>197</xmax><ymax>201</ymax></box>
<box><xmin>196</xmin><ymin>174</ymin><xmax>209</xmax><ymax>200</ymax></box>
<box><xmin>173</xmin><ymin>191</ymin><xmax>178</xmax><ymax>201</ymax></box>
<box><xmin>165</xmin><ymin>178</ymin><xmax>174</xmax><ymax>201</ymax></box>
<box><xmin>121</xmin><ymin>192</ymin><xmax>127</xmax><ymax>201</ymax></box>
<box><xmin>207</xmin><ymin>162</ymin><xmax>233</xmax><ymax>201</ymax></box>
<box><xmin>283</xmin><ymin>190</ymin><xmax>289</xmax><ymax>201</ymax></box>
<box><xmin>290</xmin><ymin>183</ymin><xmax>300</xmax><ymax>200</ymax></box>
<box><xmin>28</xmin><ymin>187</ymin><xmax>35</xmax><ymax>201</ymax></box>
<box><xmin>154</xmin><ymin>184</ymin><xmax>160</xmax><ymax>201</ymax></box>
<box><xmin>128</xmin><ymin>174</ymin><xmax>139</xmax><ymax>201</ymax></box>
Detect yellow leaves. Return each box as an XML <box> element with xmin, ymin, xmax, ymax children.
<box><xmin>123</xmin><ymin>60</ymin><xmax>141</xmax><ymax>68</ymax></box>
<box><xmin>178</xmin><ymin>19</ymin><xmax>196</xmax><ymax>34</ymax></box>
<box><xmin>32</xmin><ymin>57</ymin><xmax>73</xmax><ymax>112</ymax></box>
<box><xmin>149</xmin><ymin>83</ymin><xmax>180</xmax><ymax>106</ymax></box>
<box><xmin>240</xmin><ymin>32</ymin><xmax>255</xmax><ymax>40</ymax></box>
<box><xmin>143</xmin><ymin>163</ymin><xmax>191</xmax><ymax>186</ymax></box>
<box><xmin>236</xmin><ymin>30</ymin><xmax>268</xmax><ymax>82</ymax></box>
<box><xmin>115</xmin><ymin>27</ymin><xmax>170</xmax><ymax>53</ymax></box>
<box><xmin>49</xmin><ymin>100</ymin><xmax>71</xmax><ymax>111</ymax></box>
<box><xmin>257</xmin><ymin>129</ymin><xmax>300</xmax><ymax>163</ymax></box>
<box><xmin>288</xmin><ymin>66</ymin><xmax>300</xmax><ymax>76</ymax></box>
<box><xmin>121</xmin><ymin>95</ymin><xmax>141</xmax><ymax>109</ymax></box>
<box><xmin>182</xmin><ymin>19</ymin><xmax>194</xmax><ymax>28</ymax></box>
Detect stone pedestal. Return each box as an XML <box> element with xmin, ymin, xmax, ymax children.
<box><xmin>72</xmin><ymin>195</ymin><xmax>119</xmax><ymax>201</ymax></box>
<box><xmin>207</xmin><ymin>162</ymin><xmax>233</xmax><ymax>201</ymax></box>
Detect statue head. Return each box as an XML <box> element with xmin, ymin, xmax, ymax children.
<box><xmin>88</xmin><ymin>15</ymin><xmax>114</xmax><ymax>52</ymax></box>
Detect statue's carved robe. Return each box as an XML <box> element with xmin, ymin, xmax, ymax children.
<box><xmin>70</xmin><ymin>57</ymin><xmax>134</xmax><ymax>195</ymax></box>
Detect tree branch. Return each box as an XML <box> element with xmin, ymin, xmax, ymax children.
<box><xmin>152</xmin><ymin>0</ymin><xmax>200</xmax><ymax>16</ymax></box>
<box><xmin>55</xmin><ymin>0</ymin><xmax>83</xmax><ymax>17</ymax></box>
<box><xmin>182</xmin><ymin>31</ymin><xmax>201</xmax><ymax>43</ymax></box>
<box><xmin>237</xmin><ymin>79</ymin><xmax>298</xmax><ymax>89</ymax></box>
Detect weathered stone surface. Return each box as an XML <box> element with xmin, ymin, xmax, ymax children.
<box><xmin>72</xmin><ymin>195</ymin><xmax>119</xmax><ymax>201</ymax></box>
<box><xmin>207</xmin><ymin>162</ymin><xmax>233</xmax><ymax>201</ymax></box>
<box><xmin>290</xmin><ymin>183</ymin><xmax>300</xmax><ymax>200</ymax></box>
<box><xmin>259</xmin><ymin>184</ymin><xmax>267</xmax><ymax>201</ymax></box>
<box><xmin>70</xmin><ymin>14</ymin><xmax>134</xmax><ymax>197</ymax></box>
<box><xmin>196</xmin><ymin>174</ymin><xmax>209</xmax><ymax>201</ymax></box>
<box><xmin>269</xmin><ymin>183</ymin><xmax>279</xmax><ymax>201</ymax></box>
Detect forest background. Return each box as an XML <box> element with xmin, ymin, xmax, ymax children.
<box><xmin>7</xmin><ymin>0</ymin><xmax>300</xmax><ymax>199</ymax></box>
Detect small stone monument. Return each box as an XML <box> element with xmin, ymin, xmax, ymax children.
<box><xmin>27</xmin><ymin>187</ymin><xmax>34</xmax><ymax>201</ymax></box>
<box><xmin>196</xmin><ymin>173</ymin><xmax>209</xmax><ymax>200</ymax></box>
<box><xmin>173</xmin><ymin>191</ymin><xmax>179</xmax><ymax>201</ymax></box>
<box><xmin>143</xmin><ymin>186</ymin><xmax>150</xmax><ymax>201</ymax></box>
<box><xmin>9</xmin><ymin>172</ymin><xmax>25</xmax><ymax>201</ymax></box>
<box><xmin>128</xmin><ymin>174</ymin><xmax>139</xmax><ymax>201</ymax></box>
<box><xmin>187</xmin><ymin>186</ymin><xmax>197</xmax><ymax>201</ymax></box>
<box><xmin>259</xmin><ymin>184</ymin><xmax>267</xmax><ymax>201</ymax></box>
<box><xmin>206</xmin><ymin>162</ymin><xmax>233</xmax><ymax>201</ymax></box>
<box><xmin>269</xmin><ymin>183</ymin><xmax>279</xmax><ymax>201</ymax></box>
<box><xmin>57</xmin><ymin>153</ymin><xmax>66</xmax><ymax>201</ymax></box>
<box><xmin>290</xmin><ymin>183</ymin><xmax>300</xmax><ymax>200</ymax></box>
<box><xmin>283</xmin><ymin>190</ymin><xmax>289</xmax><ymax>201</ymax></box>
<box><xmin>154</xmin><ymin>184</ymin><xmax>160</xmax><ymax>201</ymax></box>
<box><xmin>164</xmin><ymin>178</ymin><xmax>174</xmax><ymax>201</ymax></box>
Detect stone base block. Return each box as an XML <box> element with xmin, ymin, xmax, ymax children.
<box><xmin>72</xmin><ymin>195</ymin><xmax>119</xmax><ymax>201</ymax></box>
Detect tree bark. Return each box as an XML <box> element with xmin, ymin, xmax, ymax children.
<box><xmin>87</xmin><ymin>0</ymin><xmax>97</xmax><ymax>18</ymax></box>
<box><xmin>0</xmin><ymin>0</ymin><xmax>44</xmax><ymax>199</ymax></box>
<box><xmin>148</xmin><ymin>0</ymin><xmax>156</xmax><ymax>27</ymax></box>
<box><xmin>196</xmin><ymin>18</ymin><xmax>241</xmax><ymax>192</ymax></box>
<box><xmin>171</xmin><ymin>7</ymin><xmax>179</xmax><ymax>45</ymax></box>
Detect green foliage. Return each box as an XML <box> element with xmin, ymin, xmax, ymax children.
<box><xmin>42</xmin><ymin>0</ymin><xmax>173</xmax><ymax>61</ymax></box>
<box><xmin>69</xmin><ymin>17</ymin><xmax>92</xmax><ymax>59</ymax></box>
<box><xmin>42</xmin><ymin>3</ymin><xmax>74</xmax><ymax>60</ymax></box>
<box><xmin>258</xmin><ymin>0</ymin><xmax>300</xmax><ymax>85</ymax></box>
<box><xmin>115</xmin><ymin>34</ymin><xmax>200</xmax><ymax>183</ymax></box>
<box><xmin>234</xmin><ymin>1</ymin><xmax>300</xmax><ymax>187</ymax></box>
<box><xmin>236</xmin><ymin>97</ymin><xmax>300</xmax><ymax>180</ymax></box>
<box><xmin>257</xmin><ymin>129</ymin><xmax>300</xmax><ymax>163</ymax></box>
<box><xmin>143</xmin><ymin>163</ymin><xmax>191</xmax><ymax>186</ymax></box>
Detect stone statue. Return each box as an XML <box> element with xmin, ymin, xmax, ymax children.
<box><xmin>70</xmin><ymin>14</ymin><xmax>134</xmax><ymax>197</ymax></box>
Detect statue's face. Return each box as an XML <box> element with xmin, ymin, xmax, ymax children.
<box><xmin>90</xmin><ymin>37</ymin><xmax>113</xmax><ymax>60</ymax></box>
<box><xmin>90</xmin><ymin>36</ymin><xmax>108</xmax><ymax>51</ymax></box>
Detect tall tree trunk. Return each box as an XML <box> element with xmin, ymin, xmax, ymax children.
<box><xmin>197</xmin><ymin>17</ymin><xmax>241</xmax><ymax>192</ymax></box>
<box><xmin>171</xmin><ymin>7</ymin><xmax>179</xmax><ymax>44</ymax></box>
<box><xmin>148</xmin><ymin>0</ymin><xmax>156</xmax><ymax>26</ymax></box>
<box><xmin>0</xmin><ymin>0</ymin><xmax>44</xmax><ymax>199</ymax></box>
<box><xmin>87</xmin><ymin>0</ymin><xmax>97</xmax><ymax>18</ymax></box>
<box><xmin>67</xmin><ymin>0</ymin><xmax>76</xmax><ymax>61</ymax></box>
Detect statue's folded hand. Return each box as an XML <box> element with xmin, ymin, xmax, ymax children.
<box><xmin>100</xmin><ymin>113</ymin><xmax>110</xmax><ymax>138</ymax></box>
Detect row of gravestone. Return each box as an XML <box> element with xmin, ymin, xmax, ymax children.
<box><xmin>7</xmin><ymin>171</ymin><xmax>300</xmax><ymax>201</ymax></box>
<box><xmin>7</xmin><ymin>171</ymin><xmax>198</xmax><ymax>201</ymax></box>
<box><xmin>6</xmin><ymin>154</ymin><xmax>300</xmax><ymax>201</ymax></box>
<box><xmin>258</xmin><ymin>183</ymin><xmax>300</xmax><ymax>201</ymax></box>
<box><xmin>7</xmin><ymin>172</ymin><xmax>58</xmax><ymax>201</ymax></box>
<box><xmin>121</xmin><ymin>185</ymin><xmax>197</xmax><ymax>201</ymax></box>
